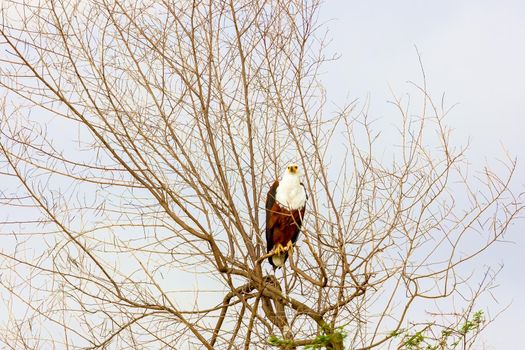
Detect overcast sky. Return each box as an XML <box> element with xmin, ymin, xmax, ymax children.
<box><xmin>319</xmin><ymin>1</ymin><xmax>525</xmax><ymax>349</ymax></box>
<box><xmin>1</xmin><ymin>2</ymin><xmax>523</xmax><ymax>348</ymax></box>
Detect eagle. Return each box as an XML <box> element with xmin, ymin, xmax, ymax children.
<box><xmin>265</xmin><ymin>163</ymin><xmax>307</xmax><ymax>268</ymax></box>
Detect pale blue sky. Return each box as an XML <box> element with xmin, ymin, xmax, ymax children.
<box><xmin>319</xmin><ymin>1</ymin><xmax>525</xmax><ymax>349</ymax></box>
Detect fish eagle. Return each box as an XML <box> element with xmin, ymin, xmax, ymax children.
<box><xmin>265</xmin><ymin>164</ymin><xmax>307</xmax><ymax>268</ymax></box>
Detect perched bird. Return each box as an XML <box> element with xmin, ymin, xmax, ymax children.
<box><xmin>265</xmin><ymin>163</ymin><xmax>307</xmax><ymax>268</ymax></box>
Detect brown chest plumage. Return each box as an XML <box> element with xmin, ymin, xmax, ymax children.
<box><xmin>268</xmin><ymin>202</ymin><xmax>304</xmax><ymax>246</ymax></box>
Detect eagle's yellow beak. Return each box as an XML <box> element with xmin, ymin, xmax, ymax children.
<box><xmin>287</xmin><ymin>164</ymin><xmax>299</xmax><ymax>174</ymax></box>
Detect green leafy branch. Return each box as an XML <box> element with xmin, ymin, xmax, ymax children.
<box><xmin>392</xmin><ymin>310</ymin><xmax>485</xmax><ymax>350</ymax></box>
<box><xmin>268</xmin><ymin>323</ymin><xmax>347</xmax><ymax>349</ymax></box>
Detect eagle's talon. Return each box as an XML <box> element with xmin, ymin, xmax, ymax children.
<box><xmin>273</xmin><ymin>243</ymin><xmax>285</xmax><ymax>256</ymax></box>
<box><xmin>285</xmin><ymin>240</ymin><xmax>294</xmax><ymax>253</ymax></box>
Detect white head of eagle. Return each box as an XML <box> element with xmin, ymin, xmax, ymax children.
<box><xmin>265</xmin><ymin>163</ymin><xmax>307</xmax><ymax>268</ymax></box>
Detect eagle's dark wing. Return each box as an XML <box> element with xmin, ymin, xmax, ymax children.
<box><xmin>265</xmin><ymin>180</ymin><xmax>279</xmax><ymax>258</ymax></box>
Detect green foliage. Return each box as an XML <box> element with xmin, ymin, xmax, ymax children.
<box><xmin>304</xmin><ymin>334</ymin><xmax>332</xmax><ymax>349</ymax></box>
<box><xmin>403</xmin><ymin>331</ymin><xmax>424</xmax><ymax>349</ymax></box>
<box><xmin>268</xmin><ymin>335</ymin><xmax>294</xmax><ymax>347</ymax></box>
<box><xmin>458</xmin><ymin>310</ymin><xmax>483</xmax><ymax>336</ymax></box>
<box><xmin>268</xmin><ymin>323</ymin><xmax>348</xmax><ymax>349</ymax></box>
<box><xmin>304</xmin><ymin>327</ymin><xmax>347</xmax><ymax>349</ymax></box>
<box><xmin>268</xmin><ymin>312</ymin><xmax>484</xmax><ymax>349</ymax></box>
<box><xmin>389</xmin><ymin>329</ymin><xmax>404</xmax><ymax>338</ymax></box>
<box><xmin>395</xmin><ymin>310</ymin><xmax>484</xmax><ymax>350</ymax></box>
<box><xmin>303</xmin><ymin>323</ymin><xmax>347</xmax><ymax>349</ymax></box>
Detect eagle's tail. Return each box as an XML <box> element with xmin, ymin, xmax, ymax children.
<box><xmin>271</xmin><ymin>253</ymin><xmax>286</xmax><ymax>268</ymax></box>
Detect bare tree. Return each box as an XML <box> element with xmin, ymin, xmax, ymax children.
<box><xmin>0</xmin><ymin>1</ymin><xmax>522</xmax><ymax>349</ymax></box>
